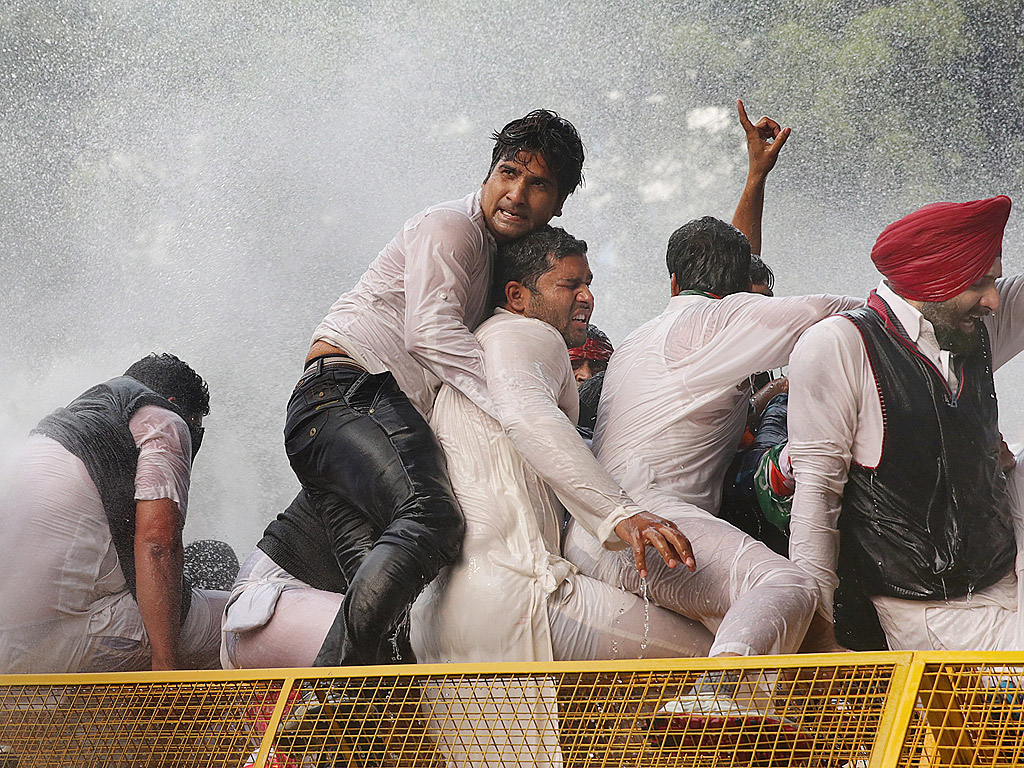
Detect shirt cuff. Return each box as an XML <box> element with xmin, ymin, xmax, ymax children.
<box><xmin>596</xmin><ymin>504</ymin><xmax>641</xmax><ymax>551</ymax></box>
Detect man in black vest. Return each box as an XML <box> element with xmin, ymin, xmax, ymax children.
<box><xmin>0</xmin><ymin>353</ymin><xmax>228</xmax><ymax>672</ymax></box>
<box><xmin>789</xmin><ymin>196</ymin><xmax>1024</xmax><ymax>652</ymax></box>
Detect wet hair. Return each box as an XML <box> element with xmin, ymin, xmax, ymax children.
<box><xmin>749</xmin><ymin>255</ymin><xmax>775</xmax><ymax>292</ymax></box>
<box><xmin>666</xmin><ymin>217</ymin><xmax>752</xmax><ymax>297</ymax></box>
<box><xmin>486</xmin><ymin>110</ymin><xmax>585</xmax><ymax>199</ymax></box>
<box><xmin>494</xmin><ymin>225</ymin><xmax>588</xmax><ymax>305</ymax></box>
<box><xmin>585</xmin><ymin>324</ymin><xmax>612</xmax><ymax>350</ymax></box>
<box><xmin>124</xmin><ymin>353</ymin><xmax>210</xmax><ymax>417</ymax></box>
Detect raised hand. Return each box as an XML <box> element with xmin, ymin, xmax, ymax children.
<box><xmin>737</xmin><ymin>98</ymin><xmax>791</xmax><ymax>180</ymax></box>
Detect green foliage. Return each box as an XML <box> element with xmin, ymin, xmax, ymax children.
<box><xmin>661</xmin><ymin>0</ymin><xmax>1024</xmax><ymax>218</ymax></box>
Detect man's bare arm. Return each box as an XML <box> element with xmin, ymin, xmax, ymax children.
<box><xmin>134</xmin><ymin>498</ymin><xmax>185</xmax><ymax>670</ymax></box>
<box><xmin>731</xmin><ymin>99</ymin><xmax>791</xmax><ymax>256</ymax></box>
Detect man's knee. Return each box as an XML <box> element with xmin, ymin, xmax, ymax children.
<box><xmin>390</xmin><ymin>492</ymin><xmax>466</xmax><ymax>565</ymax></box>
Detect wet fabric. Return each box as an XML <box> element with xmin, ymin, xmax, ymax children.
<box><xmin>871</xmin><ymin>195</ymin><xmax>1011</xmax><ymax>302</ymax></box>
<box><xmin>788</xmin><ymin>276</ymin><xmax>1024</xmax><ymax>648</ymax></box>
<box><xmin>311</xmin><ymin>191</ymin><xmax>496</xmax><ymax>420</ymax></box>
<box><xmin>221</xmin><ymin>549</ymin><xmax>346</xmax><ymax>669</ymax></box>
<box><xmin>0</xmin><ymin>413</ymin><xmax>217</xmax><ymax>673</ymax></box>
<box><xmin>412</xmin><ymin>310</ymin><xmax>711</xmax><ymax>768</ymax></box>
<box><xmin>564</xmin><ymin>503</ymin><xmax>816</xmax><ymax>657</ymax></box>
<box><xmin>592</xmin><ymin>291</ymin><xmax>860</xmax><ymax>517</ymax></box>
<box><xmin>32</xmin><ymin>377</ymin><xmax>190</xmax><ymax>610</ymax></box>
<box><xmin>413</xmin><ymin>310</ymin><xmax>665</xmax><ymax>665</ymax></box>
<box><xmin>839</xmin><ymin>299</ymin><xmax>1014</xmax><ymax>601</ymax></box>
<box><xmin>259</xmin><ymin>357</ymin><xmax>464</xmax><ymax>666</ymax></box>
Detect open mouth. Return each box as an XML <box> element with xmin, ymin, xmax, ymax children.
<box><xmin>497</xmin><ymin>208</ymin><xmax>527</xmax><ymax>224</ymax></box>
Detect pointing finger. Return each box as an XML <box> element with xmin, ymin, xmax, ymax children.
<box><xmin>736</xmin><ymin>99</ymin><xmax>755</xmax><ymax>132</ymax></box>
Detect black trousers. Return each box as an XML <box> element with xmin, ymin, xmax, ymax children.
<box><xmin>284</xmin><ymin>356</ymin><xmax>465</xmax><ymax>666</ymax></box>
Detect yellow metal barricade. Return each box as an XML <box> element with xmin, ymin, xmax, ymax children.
<box><xmin>3</xmin><ymin>652</ymin><xmax>1024</xmax><ymax>767</ymax></box>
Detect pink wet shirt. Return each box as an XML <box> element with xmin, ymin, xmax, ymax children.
<box><xmin>312</xmin><ymin>191</ymin><xmax>497</xmax><ymax>419</ymax></box>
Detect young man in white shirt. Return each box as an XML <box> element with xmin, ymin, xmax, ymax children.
<box><xmin>223</xmin><ymin>111</ymin><xmax>592</xmax><ymax>669</ymax></box>
<box><xmin>563</xmin><ymin>104</ymin><xmax>859</xmax><ymax>662</ymax></box>
<box><xmin>413</xmin><ymin>225</ymin><xmax>709</xmax><ymax>667</ymax></box>
<box><xmin>411</xmin><ymin>225</ymin><xmax>711</xmax><ymax>767</ymax></box>
<box><xmin>788</xmin><ymin>195</ymin><xmax>1024</xmax><ymax>652</ymax></box>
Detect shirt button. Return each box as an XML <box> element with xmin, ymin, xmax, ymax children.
<box><xmin>438</xmin><ymin>291</ymin><xmax>448</xmax><ymax>300</ymax></box>
<box><xmin>309</xmin><ymin>427</ymin><xmax>317</xmax><ymax>436</ymax></box>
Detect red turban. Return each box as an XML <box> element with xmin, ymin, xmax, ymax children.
<box><xmin>569</xmin><ymin>329</ymin><xmax>613</xmax><ymax>363</ymax></box>
<box><xmin>870</xmin><ymin>195</ymin><xmax>1011</xmax><ymax>302</ymax></box>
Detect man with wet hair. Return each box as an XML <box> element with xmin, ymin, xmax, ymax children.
<box><xmin>0</xmin><ymin>353</ymin><xmax>227</xmax><ymax>672</ymax></box>
<box><xmin>789</xmin><ymin>195</ymin><xmax>1024</xmax><ymax>652</ymax></box>
<box><xmin>749</xmin><ymin>255</ymin><xmax>775</xmax><ymax>296</ymax></box>
<box><xmin>563</xmin><ymin>103</ymin><xmax>860</xmax><ymax>677</ymax></box>
<box><xmin>222</xmin><ymin>111</ymin><xmax>587</xmax><ymax>669</ymax></box>
<box><xmin>415</xmin><ymin>224</ymin><xmax>710</xmax><ymax>663</ymax></box>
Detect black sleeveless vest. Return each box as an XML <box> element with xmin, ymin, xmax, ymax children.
<box><xmin>33</xmin><ymin>376</ymin><xmax>193</xmax><ymax>617</ymax></box>
<box><xmin>839</xmin><ymin>293</ymin><xmax>1015</xmax><ymax>602</ymax></box>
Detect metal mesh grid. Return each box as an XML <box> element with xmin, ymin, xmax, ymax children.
<box><xmin>0</xmin><ymin>678</ymin><xmax>278</xmax><ymax>767</ymax></box>
<box><xmin>263</xmin><ymin>661</ymin><xmax>898</xmax><ymax>768</ymax></box>
<box><xmin>0</xmin><ymin>656</ymin><xmax>901</xmax><ymax>767</ymax></box>
<box><xmin>901</xmin><ymin>660</ymin><xmax>1024</xmax><ymax>768</ymax></box>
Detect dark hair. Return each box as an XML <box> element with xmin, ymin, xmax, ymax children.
<box><xmin>124</xmin><ymin>353</ymin><xmax>210</xmax><ymax>417</ymax></box>
<box><xmin>749</xmin><ymin>255</ymin><xmax>775</xmax><ymax>292</ymax></box>
<box><xmin>494</xmin><ymin>225</ymin><xmax>588</xmax><ymax>306</ymax></box>
<box><xmin>585</xmin><ymin>324</ymin><xmax>613</xmax><ymax>350</ymax></box>
<box><xmin>666</xmin><ymin>217</ymin><xmax>751</xmax><ymax>297</ymax></box>
<box><xmin>486</xmin><ymin>110</ymin><xmax>585</xmax><ymax>199</ymax></box>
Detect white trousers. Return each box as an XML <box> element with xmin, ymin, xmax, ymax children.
<box><xmin>870</xmin><ymin>453</ymin><xmax>1024</xmax><ymax>652</ymax></box>
<box><xmin>223</xmin><ymin>549</ymin><xmax>715</xmax><ymax>668</ymax></box>
<box><xmin>564</xmin><ymin>501</ymin><xmax>818</xmax><ymax>657</ymax></box>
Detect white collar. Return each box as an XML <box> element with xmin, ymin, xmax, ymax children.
<box><xmin>875</xmin><ymin>280</ymin><xmax>952</xmax><ymax>378</ymax></box>
<box><xmin>875</xmin><ymin>281</ymin><xmax>927</xmax><ymax>343</ymax></box>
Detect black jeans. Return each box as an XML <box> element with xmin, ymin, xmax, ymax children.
<box><xmin>284</xmin><ymin>356</ymin><xmax>465</xmax><ymax>666</ymax></box>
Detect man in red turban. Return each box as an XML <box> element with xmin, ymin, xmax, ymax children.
<box><xmin>787</xmin><ymin>196</ymin><xmax>1024</xmax><ymax>653</ymax></box>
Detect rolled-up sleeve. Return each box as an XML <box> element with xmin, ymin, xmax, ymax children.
<box><xmin>402</xmin><ymin>209</ymin><xmax>497</xmax><ymax>419</ymax></box>
<box><xmin>487</xmin><ymin>318</ymin><xmax>638</xmax><ymax>548</ymax></box>
<box><xmin>129</xmin><ymin>405</ymin><xmax>191</xmax><ymax>518</ymax></box>
<box><xmin>787</xmin><ymin>317</ymin><xmax>866</xmax><ymax>618</ymax></box>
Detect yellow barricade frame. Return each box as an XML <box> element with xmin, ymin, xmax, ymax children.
<box><xmin>2</xmin><ymin>651</ymin><xmax>1024</xmax><ymax>767</ymax></box>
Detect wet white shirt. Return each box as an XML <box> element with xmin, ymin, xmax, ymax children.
<box><xmin>312</xmin><ymin>191</ymin><xmax>496</xmax><ymax>419</ymax></box>
<box><xmin>0</xmin><ymin>405</ymin><xmax>191</xmax><ymax>671</ymax></box>
<box><xmin>788</xmin><ymin>277</ymin><xmax>1024</xmax><ymax>619</ymax></box>
<box><xmin>593</xmin><ymin>291</ymin><xmax>861</xmax><ymax>514</ymax></box>
<box><xmin>412</xmin><ymin>310</ymin><xmax>639</xmax><ymax>664</ymax></box>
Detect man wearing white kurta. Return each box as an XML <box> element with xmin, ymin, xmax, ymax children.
<box><xmin>788</xmin><ymin>196</ymin><xmax>1024</xmax><ymax>652</ymax></box>
<box><xmin>413</xmin><ymin>226</ymin><xmax>711</xmax><ymax>665</ymax></box>
<box><xmin>563</xmin><ymin>104</ymin><xmax>861</xmax><ymax>658</ymax></box>
<box><xmin>412</xmin><ymin>226</ymin><xmax>712</xmax><ymax>768</ymax></box>
<box><xmin>563</xmin><ymin>221</ymin><xmax>859</xmax><ymax>657</ymax></box>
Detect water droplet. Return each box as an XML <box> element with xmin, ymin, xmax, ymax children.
<box><xmin>640</xmin><ymin>576</ymin><xmax>650</xmax><ymax>653</ymax></box>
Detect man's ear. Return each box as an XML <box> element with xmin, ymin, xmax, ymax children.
<box><xmin>670</xmin><ymin>273</ymin><xmax>680</xmax><ymax>297</ymax></box>
<box><xmin>504</xmin><ymin>281</ymin><xmax>529</xmax><ymax>314</ymax></box>
<box><xmin>552</xmin><ymin>196</ymin><xmax>566</xmax><ymax>218</ymax></box>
